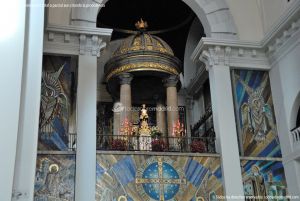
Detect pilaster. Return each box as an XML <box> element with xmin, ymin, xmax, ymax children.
<box><xmin>43</xmin><ymin>24</ymin><xmax>112</xmax><ymax>201</ymax></box>
<box><xmin>199</xmin><ymin>48</ymin><xmax>244</xmax><ymax>199</ymax></box>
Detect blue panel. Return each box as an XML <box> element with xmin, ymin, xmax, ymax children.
<box><xmin>112</xmin><ymin>156</ymin><xmax>136</xmax><ymax>185</ymax></box>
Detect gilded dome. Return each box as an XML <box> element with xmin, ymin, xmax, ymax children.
<box><xmin>104</xmin><ymin>20</ymin><xmax>181</xmax><ymax>82</ymax></box>
<box><xmin>113</xmin><ymin>33</ymin><xmax>174</xmax><ymax>56</ymax></box>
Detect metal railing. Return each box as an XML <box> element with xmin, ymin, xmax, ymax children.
<box><xmin>96</xmin><ymin>134</ymin><xmax>216</xmax><ymax>153</ymax></box>
<box><xmin>291</xmin><ymin>127</ymin><xmax>300</xmax><ymax>149</ymax></box>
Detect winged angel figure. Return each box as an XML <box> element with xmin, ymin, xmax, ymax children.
<box><xmin>235</xmin><ymin>74</ymin><xmax>277</xmax><ymax>143</ymax></box>
<box><xmin>39</xmin><ymin>64</ymin><xmax>68</xmax><ymax>136</ymax></box>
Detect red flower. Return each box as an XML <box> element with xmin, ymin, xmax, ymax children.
<box><xmin>111</xmin><ymin>139</ymin><xmax>127</xmax><ymax>151</ymax></box>
<box><xmin>151</xmin><ymin>139</ymin><xmax>166</xmax><ymax>152</ymax></box>
<box><xmin>190</xmin><ymin>140</ymin><xmax>206</xmax><ymax>153</ymax></box>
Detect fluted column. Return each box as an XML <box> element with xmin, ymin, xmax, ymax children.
<box><xmin>119</xmin><ymin>73</ymin><xmax>133</xmax><ymax>125</ymax></box>
<box><xmin>164</xmin><ymin>75</ymin><xmax>179</xmax><ymax>139</ymax></box>
<box><xmin>156</xmin><ymin>101</ymin><xmax>167</xmax><ymax>136</ymax></box>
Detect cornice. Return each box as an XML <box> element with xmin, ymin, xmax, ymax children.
<box><xmin>194</xmin><ymin>39</ymin><xmax>268</xmax><ymax>70</ymax></box>
<box><xmin>188</xmin><ymin>2</ymin><xmax>300</xmax><ymax>95</ymax></box>
<box><xmin>44</xmin><ymin>24</ymin><xmax>113</xmax><ymax>57</ymax></box>
<box><xmin>261</xmin><ymin>0</ymin><xmax>300</xmax><ymax>48</ymax></box>
<box><xmin>192</xmin><ymin>0</ymin><xmax>300</xmax><ymax>70</ymax></box>
<box><xmin>265</xmin><ymin>17</ymin><xmax>300</xmax><ymax>66</ymax></box>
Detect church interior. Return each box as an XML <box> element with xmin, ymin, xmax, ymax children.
<box><xmin>1</xmin><ymin>0</ymin><xmax>300</xmax><ymax>201</ymax></box>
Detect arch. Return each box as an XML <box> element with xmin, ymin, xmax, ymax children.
<box><xmin>71</xmin><ymin>0</ymin><xmax>238</xmax><ymax>39</ymax></box>
<box><xmin>183</xmin><ymin>18</ymin><xmax>204</xmax><ymax>88</ymax></box>
<box><xmin>290</xmin><ymin>90</ymin><xmax>300</xmax><ymax>129</ymax></box>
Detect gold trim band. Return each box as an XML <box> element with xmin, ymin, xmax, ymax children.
<box><xmin>105</xmin><ymin>62</ymin><xmax>179</xmax><ymax>81</ymax></box>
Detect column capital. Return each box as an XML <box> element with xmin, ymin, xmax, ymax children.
<box><xmin>44</xmin><ymin>24</ymin><xmax>112</xmax><ymax>57</ymax></box>
<box><xmin>163</xmin><ymin>75</ymin><xmax>179</xmax><ymax>88</ymax></box>
<box><xmin>192</xmin><ymin>38</ymin><xmax>269</xmax><ymax>71</ymax></box>
<box><xmin>199</xmin><ymin>46</ymin><xmax>231</xmax><ymax>71</ymax></box>
<box><xmin>119</xmin><ymin>73</ymin><xmax>133</xmax><ymax>85</ymax></box>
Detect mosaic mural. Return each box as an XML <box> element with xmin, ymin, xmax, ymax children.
<box><xmin>38</xmin><ymin>55</ymin><xmax>76</xmax><ymax>151</ymax></box>
<box><xmin>241</xmin><ymin>159</ymin><xmax>288</xmax><ymax>200</ymax></box>
<box><xmin>231</xmin><ymin>69</ymin><xmax>281</xmax><ymax>157</ymax></box>
<box><xmin>96</xmin><ymin>154</ymin><xmax>223</xmax><ymax>201</ymax></box>
<box><xmin>34</xmin><ymin>154</ymin><xmax>76</xmax><ymax>201</ymax></box>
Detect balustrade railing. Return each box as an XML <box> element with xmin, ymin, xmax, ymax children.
<box><xmin>291</xmin><ymin>127</ymin><xmax>300</xmax><ymax>149</ymax></box>
<box><xmin>68</xmin><ymin>133</ymin><xmax>77</xmax><ymax>151</ymax></box>
<box><xmin>96</xmin><ymin>134</ymin><xmax>216</xmax><ymax>153</ymax></box>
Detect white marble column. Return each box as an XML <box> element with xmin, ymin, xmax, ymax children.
<box><xmin>75</xmin><ymin>55</ymin><xmax>97</xmax><ymax>201</ymax></box>
<box><xmin>164</xmin><ymin>75</ymin><xmax>180</xmax><ymax>150</ymax></box>
<box><xmin>207</xmin><ymin>64</ymin><xmax>244</xmax><ymax>198</ymax></box>
<box><xmin>164</xmin><ymin>75</ymin><xmax>179</xmax><ymax>137</ymax></box>
<box><xmin>156</xmin><ymin>101</ymin><xmax>167</xmax><ymax>136</ymax></box>
<box><xmin>119</xmin><ymin>73</ymin><xmax>133</xmax><ymax>125</ymax></box>
<box><xmin>11</xmin><ymin>1</ymin><xmax>45</xmax><ymax>200</ymax></box>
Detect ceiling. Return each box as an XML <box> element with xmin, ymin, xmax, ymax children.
<box><xmin>97</xmin><ymin>0</ymin><xmax>205</xmax><ymax>63</ymax></box>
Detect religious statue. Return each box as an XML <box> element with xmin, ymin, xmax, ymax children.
<box><xmin>138</xmin><ymin>104</ymin><xmax>151</xmax><ymax>150</ymax></box>
<box><xmin>139</xmin><ymin>104</ymin><xmax>149</xmax><ymax>121</ymax></box>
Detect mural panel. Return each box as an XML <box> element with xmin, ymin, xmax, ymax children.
<box><xmin>96</xmin><ymin>154</ymin><xmax>223</xmax><ymax>201</ymax></box>
<box><xmin>241</xmin><ymin>159</ymin><xmax>288</xmax><ymax>200</ymax></box>
<box><xmin>231</xmin><ymin>69</ymin><xmax>281</xmax><ymax>157</ymax></box>
<box><xmin>34</xmin><ymin>154</ymin><xmax>76</xmax><ymax>201</ymax></box>
<box><xmin>38</xmin><ymin>55</ymin><xmax>76</xmax><ymax>151</ymax></box>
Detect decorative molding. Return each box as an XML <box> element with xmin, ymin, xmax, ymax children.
<box><xmin>266</xmin><ymin>17</ymin><xmax>300</xmax><ymax>66</ymax></box>
<box><xmin>44</xmin><ymin>24</ymin><xmax>112</xmax><ymax>57</ymax></box>
<box><xmin>261</xmin><ymin>0</ymin><xmax>300</xmax><ymax>47</ymax></box>
<box><xmin>194</xmin><ymin>39</ymin><xmax>269</xmax><ymax>70</ymax></box>
<box><xmin>191</xmin><ymin>0</ymin><xmax>300</xmax><ymax>71</ymax></box>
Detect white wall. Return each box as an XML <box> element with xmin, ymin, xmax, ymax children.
<box><xmin>226</xmin><ymin>0</ymin><xmax>264</xmax><ymax>41</ymax></box>
<box><xmin>270</xmin><ymin>43</ymin><xmax>300</xmax><ymax>133</ymax></box>
<box><xmin>269</xmin><ymin>30</ymin><xmax>300</xmax><ymax>197</ymax></box>
<box><xmin>0</xmin><ymin>1</ymin><xmax>27</xmax><ymax>200</ymax></box>
<box><xmin>47</xmin><ymin>0</ymin><xmax>74</xmax><ymax>25</ymax></box>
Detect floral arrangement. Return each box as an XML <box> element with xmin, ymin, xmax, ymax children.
<box><xmin>190</xmin><ymin>140</ymin><xmax>206</xmax><ymax>153</ymax></box>
<box><xmin>111</xmin><ymin>139</ymin><xmax>127</xmax><ymax>151</ymax></box>
<box><xmin>172</xmin><ymin>120</ymin><xmax>185</xmax><ymax>137</ymax></box>
<box><xmin>150</xmin><ymin>126</ymin><xmax>162</xmax><ymax>138</ymax></box>
<box><xmin>119</xmin><ymin>118</ymin><xmax>133</xmax><ymax>136</ymax></box>
<box><xmin>151</xmin><ymin>139</ymin><xmax>166</xmax><ymax>152</ymax></box>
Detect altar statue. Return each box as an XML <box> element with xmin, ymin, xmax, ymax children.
<box><xmin>138</xmin><ymin>104</ymin><xmax>151</xmax><ymax>150</ymax></box>
<box><xmin>140</xmin><ymin>104</ymin><xmax>149</xmax><ymax>121</ymax></box>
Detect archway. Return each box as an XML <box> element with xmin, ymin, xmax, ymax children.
<box><xmin>71</xmin><ymin>0</ymin><xmax>238</xmax><ymax>39</ymax></box>
<box><xmin>290</xmin><ymin>91</ymin><xmax>300</xmax><ymax>130</ymax></box>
